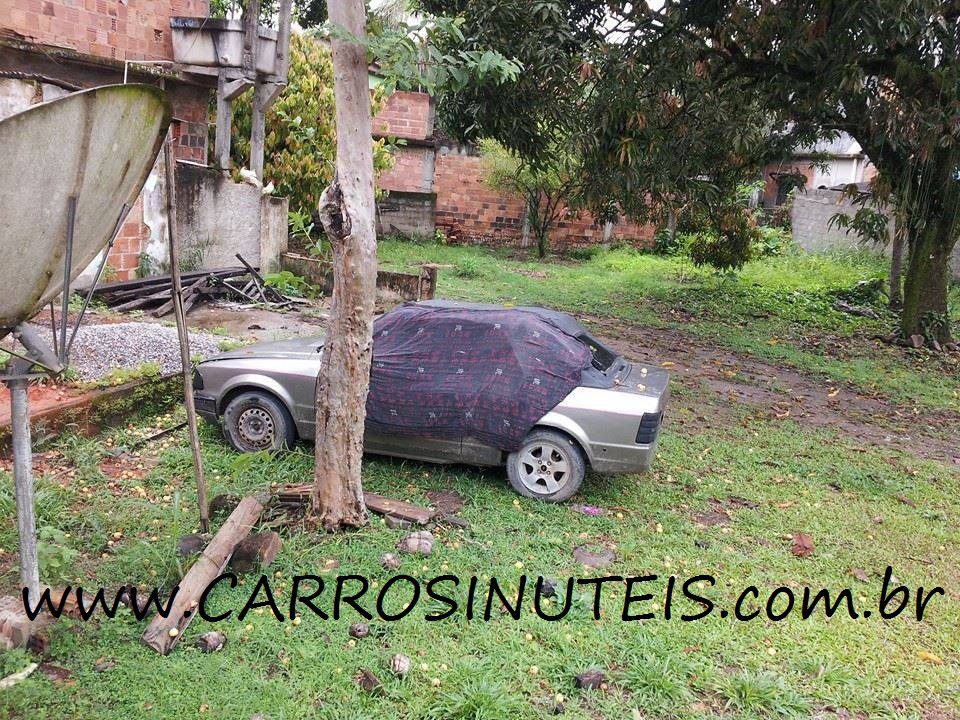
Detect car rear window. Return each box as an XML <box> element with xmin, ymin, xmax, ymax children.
<box><xmin>574</xmin><ymin>331</ymin><xmax>620</xmax><ymax>372</ymax></box>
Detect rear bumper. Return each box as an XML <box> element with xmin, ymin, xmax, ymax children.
<box><xmin>589</xmin><ymin>438</ymin><xmax>659</xmax><ymax>473</ymax></box>
<box><xmin>587</xmin><ymin>407</ymin><xmax>665</xmax><ymax>473</ymax></box>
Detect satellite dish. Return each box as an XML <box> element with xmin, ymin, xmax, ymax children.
<box><xmin>0</xmin><ymin>85</ymin><xmax>171</xmax><ymax>337</ymax></box>
<box><xmin>0</xmin><ymin>85</ymin><xmax>171</xmax><ymax>600</ymax></box>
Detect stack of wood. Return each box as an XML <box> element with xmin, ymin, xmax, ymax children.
<box><xmin>80</xmin><ymin>255</ymin><xmax>302</xmax><ymax>318</ymax></box>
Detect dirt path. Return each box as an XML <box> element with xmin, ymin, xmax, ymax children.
<box><xmin>586</xmin><ymin>316</ymin><xmax>960</xmax><ymax>468</ymax></box>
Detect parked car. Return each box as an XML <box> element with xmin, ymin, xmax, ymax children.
<box><xmin>192</xmin><ymin>301</ymin><xmax>668</xmax><ymax>502</ymax></box>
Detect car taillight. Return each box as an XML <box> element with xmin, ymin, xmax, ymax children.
<box><xmin>635</xmin><ymin>412</ymin><xmax>662</xmax><ymax>444</ymax></box>
<box><xmin>192</xmin><ymin>368</ymin><xmax>203</xmax><ymax>391</ymax></box>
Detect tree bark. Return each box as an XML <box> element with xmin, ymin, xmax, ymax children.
<box><xmin>312</xmin><ymin>0</ymin><xmax>376</xmax><ymax>531</ymax></box>
<box><xmin>900</xmin><ymin>218</ymin><xmax>956</xmax><ymax>345</ymax></box>
<box><xmin>898</xmin><ymin>150</ymin><xmax>959</xmax><ymax>346</ymax></box>
<box><xmin>888</xmin><ymin>221</ymin><xmax>904</xmax><ymax>311</ymax></box>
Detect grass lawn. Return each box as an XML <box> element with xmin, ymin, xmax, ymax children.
<box><xmin>0</xmin><ymin>240</ymin><xmax>958</xmax><ymax>719</ymax></box>
<box><xmin>379</xmin><ymin>240</ymin><xmax>960</xmax><ymax>412</ymax></box>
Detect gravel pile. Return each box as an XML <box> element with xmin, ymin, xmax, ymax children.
<box><xmin>42</xmin><ymin>322</ymin><xmax>225</xmax><ymax>382</ymax></box>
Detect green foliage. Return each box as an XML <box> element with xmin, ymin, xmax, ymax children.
<box><xmin>263</xmin><ymin>270</ymin><xmax>316</xmax><ymax>298</ymax></box>
<box><xmin>37</xmin><ymin>526</ymin><xmax>79</xmax><ymax>584</ymax></box>
<box><xmin>95</xmin><ymin>361</ymin><xmax>162</xmax><ymax>388</ymax></box>
<box><xmin>831</xmin><ymin>278</ymin><xmax>887</xmax><ymax>306</ymax></box>
<box><xmin>686</xmin><ymin>204</ymin><xmax>760</xmax><ymax>273</ymax></box>
<box><xmin>330</xmin><ymin>14</ymin><xmax>521</xmax><ymax>96</ymax></box>
<box><xmin>478</xmin><ymin>138</ymin><xmax>579</xmax><ymax>259</ymax></box>
<box><xmin>423</xmin><ymin>669</ymin><xmax>526</xmax><ymax>720</ymax></box>
<box><xmin>720</xmin><ymin>670</ymin><xmax>809</xmax><ymax>717</ymax></box>
<box><xmin>753</xmin><ymin>225</ymin><xmax>794</xmax><ymax>258</ymax></box>
<box><xmin>229</xmin><ymin>33</ymin><xmax>393</xmax><ymax>218</ymax></box>
<box><xmin>424</xmin><ymin>0</ymin><xmax>960</xmax><ymax>339</ymax></box>
<box><xmin>452</xmin><ymin>256</ymin><xmax>485</xmax><ymax>278</ymax></box>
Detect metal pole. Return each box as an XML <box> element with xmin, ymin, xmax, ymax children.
<box><xmin>59</xmin><ymin>196</ymin><xmax>77</xmax><ymax>366</ymax></box>
<box><xmin>163</xmin><ymin>133</ymin><xmax>210</xmax><ymax>534</ymax></box>
<box><xmin>8</xmin><ymin>379</ymin><xmax>40</xmax><ymax>600</ymax></box>
<box><xmin>67</xmin><ymin>202</ymin><xmax>132</xmax><ymax>357</ymax></box>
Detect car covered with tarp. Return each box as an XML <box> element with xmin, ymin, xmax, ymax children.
<box><xmin>193</xmin><ymin>301</ymin><xmax>669</xmax><ymax>501</ymax></box>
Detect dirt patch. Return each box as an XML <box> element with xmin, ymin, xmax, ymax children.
<box><xmin>588</xmin><ymin>317</ymin><xmax>960</xmax><ymax>467</ymax></box>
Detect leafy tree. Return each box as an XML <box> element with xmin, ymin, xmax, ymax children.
<box><xmin>229</xmin><ymin>32</ymin><xmax>393</xmax><ymax>219</ymax></box>
<box><xmin>478</xmin><ymin>138</ymin><xmax>579</xmax><ymax>258</ymax></box>
<box><xmin>422</xmin><ymin>0</ymin><xmax>960</xmax><ymax>346</ymax></box>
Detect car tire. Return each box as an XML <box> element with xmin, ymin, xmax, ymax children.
<box><xmin>222</xmin><ymin>390</ymin><xmax>297</xmax><ymax>453</ymax></box>
<box><xmin>506</xmin><ymin>428</ymin><xmax>586</xmax><ymax>502</ymax></box>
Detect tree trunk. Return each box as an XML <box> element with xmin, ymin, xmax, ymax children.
<box><xmin>900</xmin><ymin>217</ymin><xmax>956</xmax><ymax>346</ymax></box>
<box><xmin>888</xmin><ymin>221</ymin><xmax>904</xmax><ymax>311</ymax></box>
<box><xmin>312</xmin><ymin>0</ymin><xmax>376</xmax><ymax>531</ymax></box>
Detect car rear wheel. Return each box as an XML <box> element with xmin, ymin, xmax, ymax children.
<box><xmin>222</xmin><ymin>390</ymin><xmax>297</xmax><ymax>453</ymax></box>
<box><xmin>506</xmin><ymin>428</ymin><xmax>585</xmax><ymax>502</ymax></box>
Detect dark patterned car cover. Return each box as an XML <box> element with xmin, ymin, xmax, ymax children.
<box><xmin>366</xmin><ymin>301</ymin><xmax>598</xmax><ymax>451</ymax></box>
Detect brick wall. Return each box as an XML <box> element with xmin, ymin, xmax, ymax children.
<box><xmin>373</xmin><ymin>90</ymin><xmax>432</xmax><ymax>141</ymax></box>
<box><xmin>1</xmin><ymin>0</ymin><xmax>213</xmax><ymax>280</ymax></box>
<box><xmin>3</xmin><ymin>0</ymin><xmax>209</xmax><ymax>62</ymax></box>
<box><xmin>377</xmin><ymin>145</ymin><xmax>434</xmax><ymax>194</ymax></box>
<box><xmin>761</xmin><ymin>162</ymin><xmax>814</xmax><ymax>208</ymax></box>
<box><xmin>433</xmin><ymin>152</ymin><xmax>654</xmax><ymax>251</ymax></box>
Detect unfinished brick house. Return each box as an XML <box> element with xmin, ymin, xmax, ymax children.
<box><xmin>373</xmin><ymin>90</ymin><xmax>654</xmax><ymax>252</ymax></box>
<box><xmin>0</xmin><ymin>0</ymin><xmax>214</xmax><ymax>279</ymax></box>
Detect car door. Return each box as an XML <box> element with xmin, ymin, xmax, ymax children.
<box><xmin>311</xmin><ymin>366</ymin><xmax>464</xmax><ymax>464</ymax></box>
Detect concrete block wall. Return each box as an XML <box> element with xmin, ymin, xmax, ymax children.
<box><xmin>790</xmin><ymin>187</ymin><xmax>888</xmax><ymax>252</ymax></box>
<box><xmin>791</xmin><ymin>187</ymin><xmax>960</xmax><ymax>281</ymax></box>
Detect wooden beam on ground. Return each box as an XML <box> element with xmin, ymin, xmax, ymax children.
<box><xmin>141</xmin><ymin>494</ymin><xmax>265</xmax><ymax>655</ymax></box>
<box><xmin>276</xmin><ymin>485</ymin><xmax>437</xmax><ymax>525</ymax></box>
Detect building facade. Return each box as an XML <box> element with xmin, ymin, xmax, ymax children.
<box><xmin>0</xmin><ymin>0</ymin><xmax>213</xmax><ymax>279</ymax></box>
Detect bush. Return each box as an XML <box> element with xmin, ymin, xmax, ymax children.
<box><xmin>454</xmin><ymin>257</ymin><xmax>486</xmax><ymax>278</ymax></box>
<box><xmin>753</xmin><ymin>225</ymin><xmax>794</xmax><ymax>257</ymax></box>
<box><xmin>651</xmin><ymin>228</ymin><xmax>688</xmax><ymax>256</ymax></box>
<box><xmin>686</xmin><ymin>204</ymin><xmax>761</xmax><ymax>272</ymax></box>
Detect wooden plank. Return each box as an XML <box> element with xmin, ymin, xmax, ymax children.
<box><xmin>151</xmin><ymin>276</ymin><xmax>207</xmax><ymax>318</ymax></box>
<box><xmin>83</xmin><ymin>268</ymin><xmax>247</xmax><ymax>298</ymax></box>
<box><xmin>141</xmin><ymin>494</ymin><xmax>265</xmax><ymax>655</ymax></box>
<box><xmin>365</xmin><ymin>492</ymin><xmax>437</xmax><ymax>524</ymax></box>
<box><xmin>277</xmin><ymin>485</ymin><xmax>437</xmax><ymax>524</ymax></box>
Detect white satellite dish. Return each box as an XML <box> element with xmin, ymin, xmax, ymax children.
<box><xmin>0</xmin><ymin>84</ymin><xmax>171</xmax><ymax>600</ymax></box>
<box><xmin>0</xmin><ymin>85</ymin><xmax>171</xmax><ymax>336</ymax></box>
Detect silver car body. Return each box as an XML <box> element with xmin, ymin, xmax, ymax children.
<box><xmin>193</xmin><ymin>335</ymin><xmax>669</xmax><ymax>473</ymax></box>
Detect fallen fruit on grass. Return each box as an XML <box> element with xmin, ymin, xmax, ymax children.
<box><xmin>574</xmin><ymin>669</ymin><xmax>606</xmax><ymax>690</ymax></box>
<box><xmin>196</xmin><ymin>631</ymin><xmax>226</xmax><ymax>653</ymax></box>
<box><xmin>431</xmin><ymin>677</ymin><xmax>441</xmax><ymax>687</ymax></box>
<box><xmin>349</xmin><ymin>622</ymin><xmax>369</xmax><ymax>638</ymax></box>
<box><xmin>389</xmin><ymin>653</ymin><xmax>412</xmax><ymax>677</ymax></box>
<box><xmin>917</xmin><ymin>650</ymin><xmax>944</xmax><ymax>665</ymax></box>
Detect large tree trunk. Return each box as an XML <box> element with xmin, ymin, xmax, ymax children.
<box><xmin>312</xmin><ymin>0</ymin><xmax>376</xmax><ymax>530</ymax></box>
<box><xmin>888</xmin><ymin>221</ymin><xmax>904</xmax><ymax>311</ymax></box>
<box><xmin>897</xmin><ymin>150</ymin><xmax>959</xmax><ymax>347</ymax></box>
<box><xmin>900</xmin><ymin>220</ymin><xmax>956</xmax><ymax>345</ymax></box>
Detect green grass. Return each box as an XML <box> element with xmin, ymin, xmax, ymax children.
<box><xmin>0</xmin><ymin>384</ymin><xmax>957</xmax><ymax>718</ymax></box>
<box><xmin>0</xmin><ymin>239</ymin><xmax>958</xmax><ymax>718</ymax></box>
<box><xmin>379</xmin><ymin>240</ymin><xmax>960</xmax><ymax>411</ymax></box>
